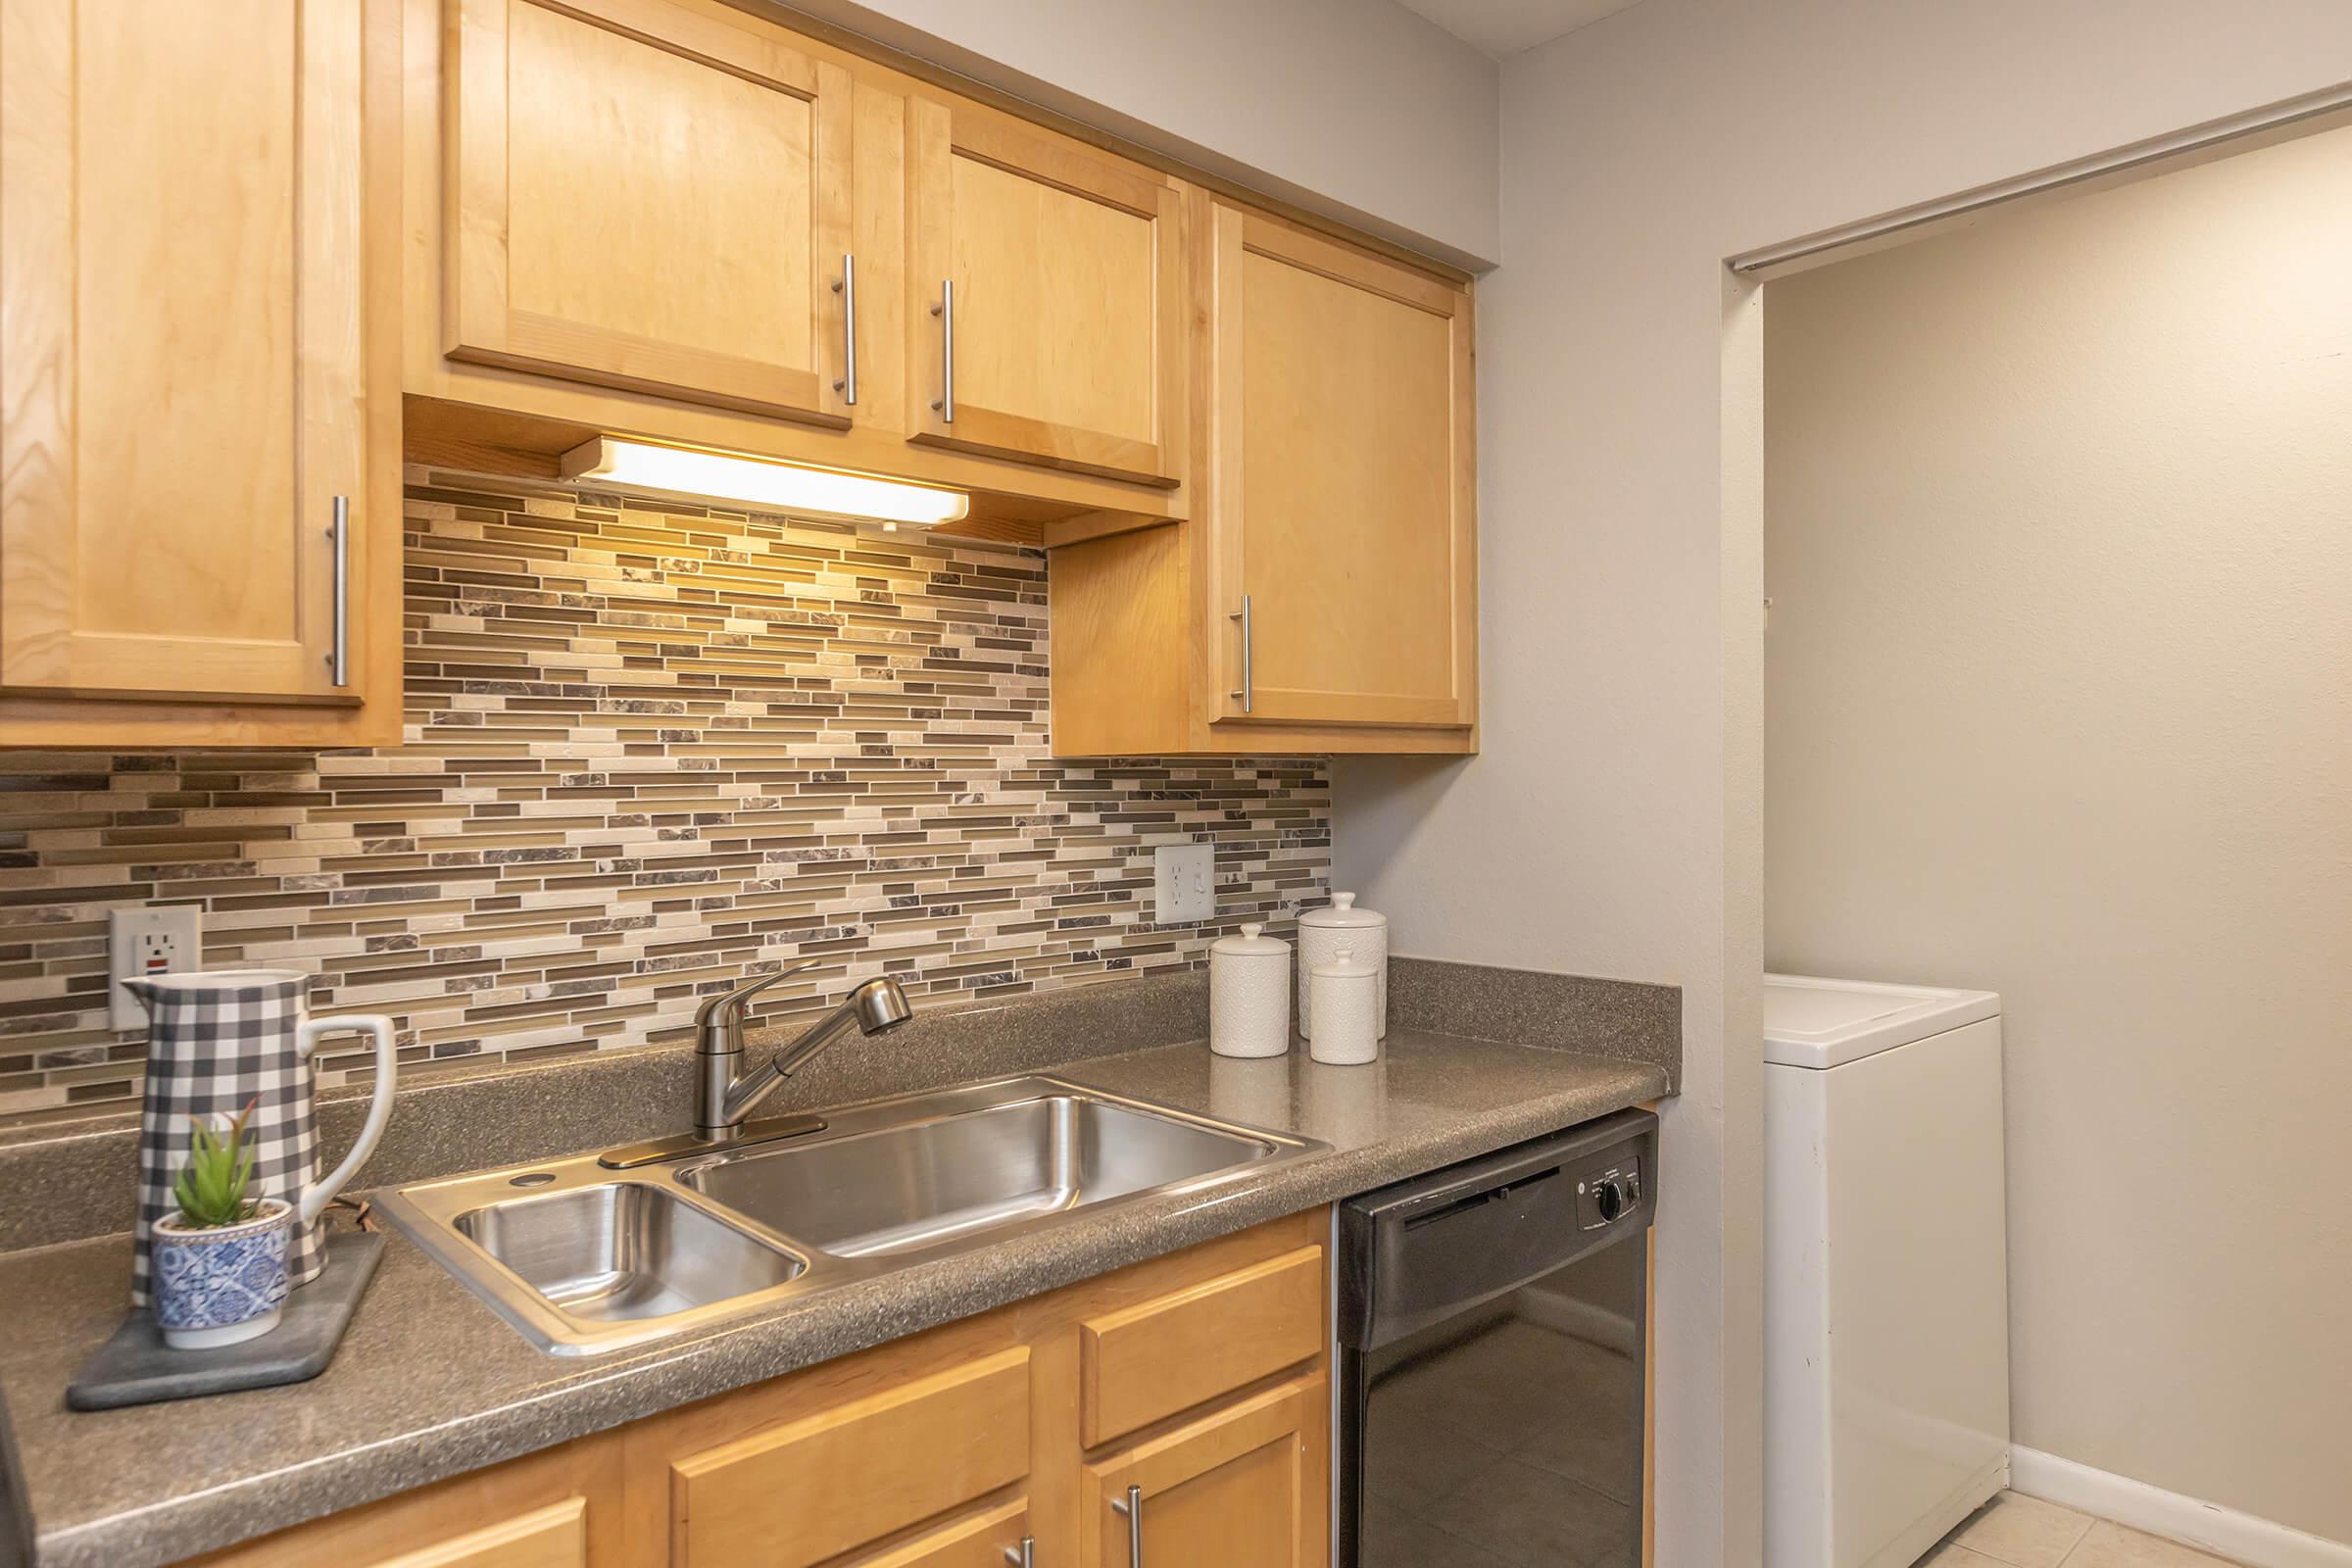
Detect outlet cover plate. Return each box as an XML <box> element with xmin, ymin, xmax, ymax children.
<box><xmin>108</xmin><ymin>906</ymin><xmax>203</xmax><ymax>1028</ymax></box>
<box><xmin>1152</xmin><ymin>843</ymin><xmax>1215</xmax><ymax>924</ymax></box>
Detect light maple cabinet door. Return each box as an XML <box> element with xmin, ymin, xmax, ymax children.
<box><xmin>1081</xmin><ymin>1376</ymin><xmax>1327</xmax><ymax>1568</ymax></box>
<box><xmin>443</xmin><ymin>0</ymin><xmax>853</xmax><ymax>424</ymax></box>
<box><xmin>903</xmin><ymin>95</ymin><xmax>1184</xmax><ymax>487</ymax></box>
<box><xmin>1206</xmin><ymin>201</ymin><xmax>1476</xmax><ymax>731</ymax></box>
<box><xmin>0</xmin><ymin>0</ymin><xmax>392</xmax><ymax>709</ymax></box>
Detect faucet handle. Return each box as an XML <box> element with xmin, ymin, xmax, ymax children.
<box><xmin>696</xmin><ymin>960</ymin><xmax>815</xmax><ymax>1038</ymax></box>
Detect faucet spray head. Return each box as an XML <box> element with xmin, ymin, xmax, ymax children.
<box><xmin>848</xmin><ymin>976</ymin><xmax>912</xmax><ymax>1036</ymax></box>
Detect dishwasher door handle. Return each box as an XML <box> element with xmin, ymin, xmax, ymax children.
<box><xmin>1400</xmin><ymin>1163</ymin><xmax>1566</xmax><ymax>1231</ymax></box>
<box><xmin>1339</xmin><ymin>1108</ymin><xmax>1660</xmax><ymax>1351</ymax></box>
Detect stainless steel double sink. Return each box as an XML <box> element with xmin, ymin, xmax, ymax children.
<box><xmin>377</xmin><ymin>1076</ymin><xmax>1326</xmax><ymax>1355</ymax></box>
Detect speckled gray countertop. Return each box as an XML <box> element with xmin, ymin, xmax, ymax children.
<box><xmin>3</xmin><ymin>1032</ymin><xmax>1666</xmax><ymax>1568</ymax></box>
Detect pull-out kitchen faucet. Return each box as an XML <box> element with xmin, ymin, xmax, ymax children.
<box><xmin>601</xmin><ymin>962</ymin><xmax>912</xmax><ymax>1169</ymax></box>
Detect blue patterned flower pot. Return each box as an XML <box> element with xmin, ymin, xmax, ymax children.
<box><xmin>151</xmin><ymin>1199</ymin><xmax>293</xmax><ymax>1349</ymax></box>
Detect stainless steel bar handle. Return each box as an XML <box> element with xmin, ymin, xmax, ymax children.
<box><xmin>326</xmin><ymin>495</ymin><xmax>350</xmax><ymax>687</ymax></box>
<box><xmin>1111</xmin><ymin>1484</ymin><xmax>1143</xmax><ymax>1566</ymax></box>
<box><xmin>1002</xmin><ymin>1538</ymin><xmax>1034</xmax><ymax>1568</ymax></box>
<box><xmin>1229</xmin><ymin>595</ymin><xmax>1252</xmax><ymax>713</ymax></box>
<box><xmin>831</xmin><ymin>253</ymin><xmax>857</xmax><ymax>405</ymax></box>
<box><xmin>930</xmin><ymin>278</ymin><xmax>956</xmax><ymax>422</ymax></box>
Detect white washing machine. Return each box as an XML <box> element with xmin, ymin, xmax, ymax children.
<box><xmin>1764</xmin><ymin>974</ymin><xmax>2011</xmax><ymax>1568</ymax></box>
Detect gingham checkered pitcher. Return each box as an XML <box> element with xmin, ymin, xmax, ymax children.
<box><xmin>122</xmin><ymin>970</ymin><xmax>397</xmax><ymax>1308</ymax></box>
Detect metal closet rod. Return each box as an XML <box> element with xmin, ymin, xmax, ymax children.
<box><xmin>1728</xmin><ymin>79</ymin><xmax>2352</xmax><ymax>279</ymax></box>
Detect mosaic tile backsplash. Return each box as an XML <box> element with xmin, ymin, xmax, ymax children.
<box><xmin>0</xmin><ymin>472</ymin><xmax>1329</xmax><ymax>1126</ymax></box>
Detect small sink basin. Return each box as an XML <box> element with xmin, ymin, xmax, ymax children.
<box><xmin>454</xmin><ymin>1182</ymin><xmax>802</xmax><ymax>1324</ymax></box>
<box><xmin>378</xmin><ymin>1076</ymin><xmax>1324</xmax><ymax>1356</ymax></box>
<box><xmin>683</xmin><ymin>1093</ymin><xmax>1278</xmax><ymax>1257</ymax></box>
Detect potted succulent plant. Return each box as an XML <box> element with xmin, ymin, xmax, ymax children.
<box><xmin>150</xmin><ymin>1100</ymin><xmax>294</xmax><ymax>1348</ymax></box>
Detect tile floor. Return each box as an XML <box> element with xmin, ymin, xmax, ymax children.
<box><xmin>1357</xmin><ymin>1311</ymin><xmax>2248</xmax><ymax>1568</ymax></box>
<box><xmin>1929</xmin><ymin>1491</ymin><xmax>2248</xmax><ymax>1568</ymax></box>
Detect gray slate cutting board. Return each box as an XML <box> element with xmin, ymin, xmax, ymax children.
<box><xmin>66</xmin><ymin>1231</ymin><xmax>385</xmax><ymax>1411</ymax></box>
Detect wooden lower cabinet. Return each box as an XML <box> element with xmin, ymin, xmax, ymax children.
<box><xmin>183</xmin><ymin>1210</ymin><xmax>1327</xmax><ymax>1568</ymax></box>
<box><xmin>860</xmin><ymin>1500</ymin><xmax>1033</xmax><ymax>1568</ymax></box>
<box><xmin>1083</xmin><ymin>1377</ymin><xmax>1326</xmax><ymax>1568</ymax></box>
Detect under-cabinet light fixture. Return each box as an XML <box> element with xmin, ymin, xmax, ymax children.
<box><xmin>560</xmin><ymin>437</ymin><xmax>971</xmax><ymax>528</ymax></box>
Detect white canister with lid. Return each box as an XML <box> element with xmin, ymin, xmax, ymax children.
<box><xmin>1307</xmin><ymin>945</ymin><xmax>1381</xmax><ymax>1065</ymax></box>
<box><xmin>1209</xmin><ymin>922</ymin><xmax>1292</xmax><ymax>1058</ymax></box>
<box><xmin>1298</xmin><ymin>892</ymin><xmax>1388</xmax><ymax>1041</ymax></box>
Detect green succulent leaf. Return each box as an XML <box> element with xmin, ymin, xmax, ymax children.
<box><xmin>172</xmin><ymin>1096</ymin><xmax>261</xmax><ymax>1228</ymax></box>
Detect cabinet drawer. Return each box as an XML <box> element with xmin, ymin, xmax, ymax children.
<box><xmin>1080</xmin><ymin>1245</ymin><xmax>1323</xmax><ymax>1446</ymax></box>
<box><xmin>177</xmin><ymin>1436</ymin><xmax>620</xmax><ymax>1568</ymax></box>
<box><xmin>670</xmin><ymin>1346</ymin><xmax>1030</xmax><ymax>1568</ymax></box>
<box><xmin>372</xmin><ymin>1499</ymin><xmax>585</xmax><ymax>1568</ymax></box>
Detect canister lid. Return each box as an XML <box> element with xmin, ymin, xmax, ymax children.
<box><xmin>1211</xmin><ymin>921</ymin><xmax>1290</xmax><ymax>956</ymax></box>
<box><xmin>1309</xmin><ymin>943</ymin><xmax>1378</xmax><ymax>979</ymax></box>
<box><xmin>1298</xmin><ymin>892</ymin><xmax>1385</xmax><ymax>929</ymax></box>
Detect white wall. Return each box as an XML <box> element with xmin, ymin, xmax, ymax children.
<box><xmin>769</xmin><ymin>0</ymin><xmax>1502</xmax><ymax>268</ymax></box>
<box><xmin>1332</xmin><ymin>4</ymin><xmax>2352</xmax><ymax>1560</ymax></box>
<box><xmin>1765</xmin><ymin>122</ymin><xmax>2352</xmax><ymax>1543</ymax></box>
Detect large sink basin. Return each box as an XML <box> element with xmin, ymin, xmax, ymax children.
<box><xmin>378</xmin><ymin>1076</ymin><xmax>1324</xmax><ymax>1354</ymax></box>
<box><xmin>683</xmin><ymin>1091</ymin><xmax>1279</xmax><ymax>1258</ymax></box>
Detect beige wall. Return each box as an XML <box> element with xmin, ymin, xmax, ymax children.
<box><xmin>1764</xmin><ymin>123</ymin><xmax>2352</xmax><ymax>1542</ymax></box>
<box><xmin>1330</xmin><ymin>3</ymin><xmax>2352</xmax><ymax>1560</ymax></box>
<box><xmin>767</xmin><ymin>0</ymin><xmax>1502</xmax><ymax>267</ymax></box>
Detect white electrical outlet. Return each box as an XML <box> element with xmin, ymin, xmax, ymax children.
<box><xmin>1152</xmin><ymin>843</ymin><xmax>1215</xmax><ymax>924</ymax></box>
<box><xmin>108</xmin><ymin>906</ymin><xmax>203</xmax><ymax>1028</ymax></box>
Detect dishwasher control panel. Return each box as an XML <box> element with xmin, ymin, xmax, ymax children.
<box><xmin>1576</xmin><ymin>1155</ymin><xmax>1644</xmax><ymax>1230</ymax></box>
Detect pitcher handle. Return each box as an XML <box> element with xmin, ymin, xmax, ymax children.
<box><xmin>293</xmin><ymin>1014</ymin><xmax>398</xmax><ymax>1225</ymax></box>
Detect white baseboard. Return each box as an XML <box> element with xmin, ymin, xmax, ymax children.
<box><xmin>2010</xmin><ymin>1446</ymin><xmax>2352</xmax><ymax>1568</ymax></box>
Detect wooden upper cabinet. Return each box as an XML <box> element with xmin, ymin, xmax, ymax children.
<box><xmin>1207</xmin><ymin>202</ymin><xmax>1476</xmax><ymax>731</ymax></box>
<box><xmin>903</xmin><ymin>95</ymin><xmax>1184</xmax><ymax>487</ymax></box>
<box><xmin>442</xmin><ymin>0</ymin><xmax>854</xmax><ymax>424</ymax></box>
<box><xmin>0</xmin><ymin>0</ymin><xmax>396</xmax><ymax>712</ymax></box>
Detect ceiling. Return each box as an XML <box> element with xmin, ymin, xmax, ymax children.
<box><xmin>1394</xmin><ymin>0</ymin><xmax>1645</xmax><ymax>58</ymax></box>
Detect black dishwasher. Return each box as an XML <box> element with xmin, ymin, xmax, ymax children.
<box><xmin>1337</xmin><ymin>1108</ymin><xmax>1656</xmax><ymax>1568</ymax></box>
